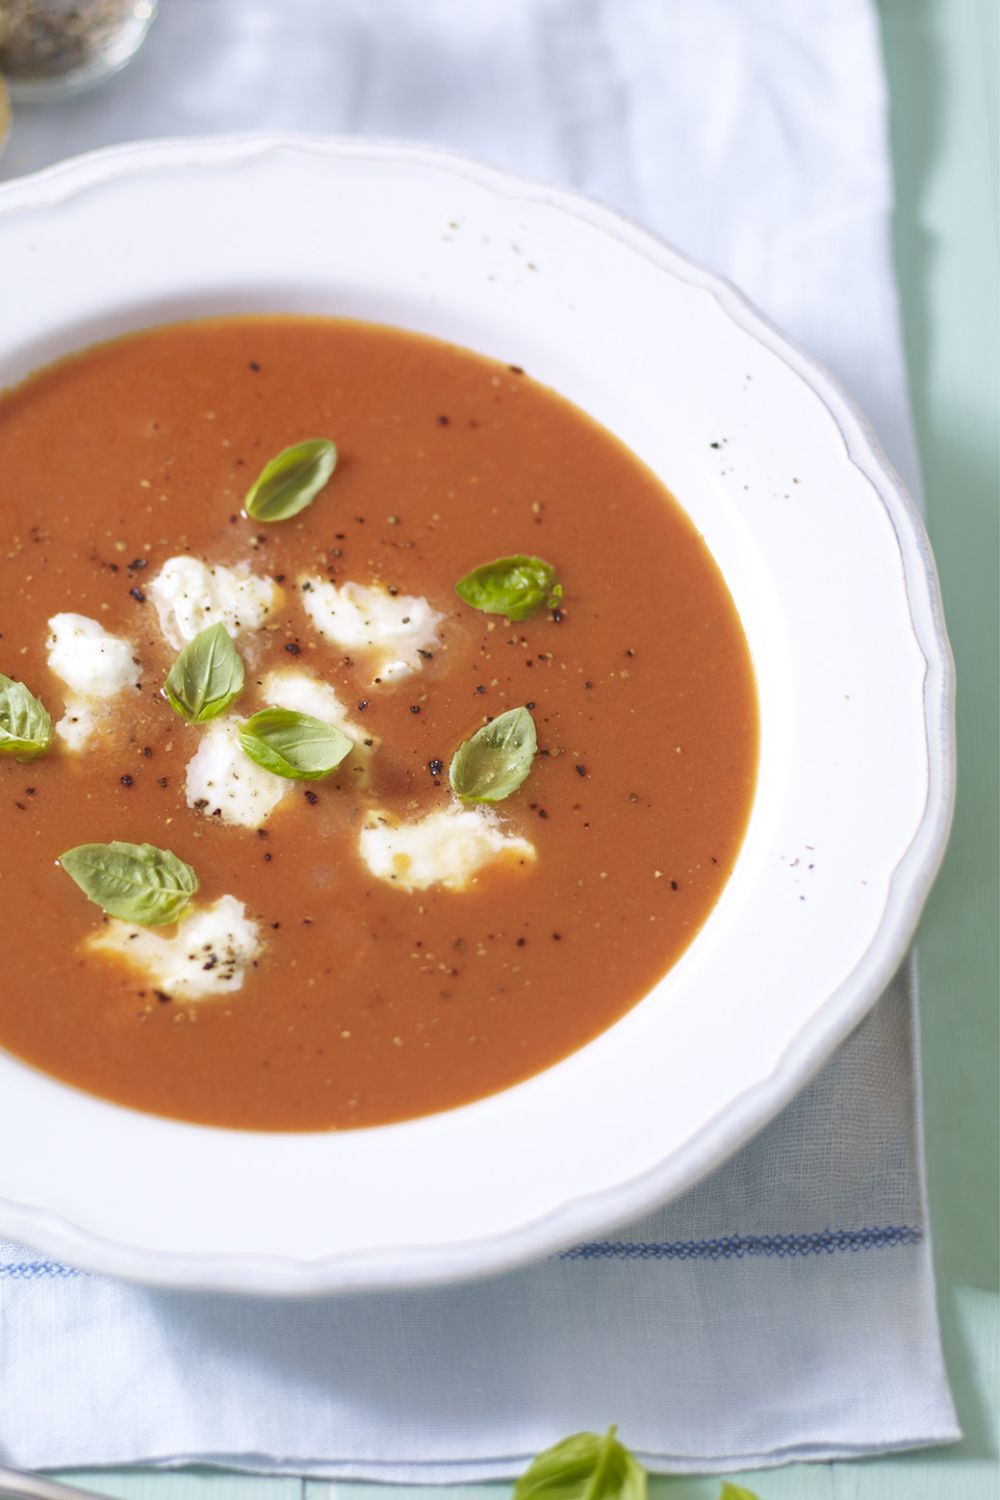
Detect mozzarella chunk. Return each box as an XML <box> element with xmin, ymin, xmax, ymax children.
<box><xmin>185</xmin><ymin>720</ymin><xmax>288</xmax><ymax>827</ymax></box>
<box><xmin>300</xmin><ymin>578</ymin><xmax>443</xmax><ymax>683</ymax></box>
<box><xmin>148</xmin><ymin>556</ymin><xmax>278</xmax><ymax>649</ymax></box>
<box><xmin>86</xmin><ymin>895</ymin><xmax>261</xmax><ymax>1000</ymax></box>
<box><xmin>359</xmin><ymin>803</ymin><xmax>536</xmax><ymax>892</ymax></box>
<box><xmin>259</xmin><ymin>666</ymin><xmax>375</xmax><ymax>779</ymax></box>
<box><xmin>46</xmin><ymin>613</ymin><xmax>141</xmax><ymax>750</ymax></box>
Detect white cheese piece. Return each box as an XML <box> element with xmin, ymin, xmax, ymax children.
<box><xmin>300</xmin><ymin>578</ymin><xmax>443</xmax><ymax>683</ymax></box>
<box><xmin>185</xmin><ymin>720</ymin><xmax>288</xmax><ymax>827</ymax></box>
<box><xmin>148</xmin><ymin>555</ymin><xmax>278</xmax><ymax>649</ymax></box>
<box><xmin>259</xmin><ymin>666</ymin><xmax>375</xmax><ymax>779</ymax></box>
<box><xmin>359</xmin><ymin>802</ymin><xmax>536</xmax><ymax>893</ymax></box>
<box><xmin>46</xmin><ymin>612</ymin><xmax>141</xmax><ymax>750</ymax></box>
<box><xmin>86</xmin><ymin>894</ymin><xmax>261</xmax><ymax>1000</ymax></box>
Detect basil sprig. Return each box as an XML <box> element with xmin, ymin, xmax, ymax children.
<box><xmin>455</xmin><ymin>554</ymin><xmax>562</xmax><ymax>621</ymax></box>
<box><xmin>513</xmin><ymin>1427</ymin><xmax>647</xmax><ymax>1500</ymax></box>
<box><xmin>243</xmin><ymin>438</ymin><xmax>337</xmax><ymax>522</ymax></box>
<box><xmin>59</xmin><ymin>841</ymin><xmax>199</xmax><ymax>926</ymax></box>
<box><xmin>449</xmin><ymin>705</ymin><xmax>536</xmax><ymax>803</ymax></box>
<box><xmin>238</xmin><ymin>707</ymin><xmax>352</xmax><ymax>781</ymax></box>
<box><xmin>0</xmin><ymin>672</ymin><xmax>52</xmax><ymax>762</ymax></box>
<box><xmin>515</xmin><ymin>1429</ymin><xmax>759</xmax><ymax>1500</ymax></box>
<box><xmin>163</xmin><ymin>622</ymin><xmax>245</xmax><ymax>723</ymax></box>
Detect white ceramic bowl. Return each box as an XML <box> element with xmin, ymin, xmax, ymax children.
<box><xmin>0</xmin><ymin>135</ymin><xmax>953</xmax><ymax>1295</ymax></box>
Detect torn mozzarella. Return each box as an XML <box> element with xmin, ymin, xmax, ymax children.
<box><xmin>86</xmin><ymin>894</ymin><xmax>261</xmax><ymax>1000</ymax></box>
<box><xmin>185</xmin><ymin>720</ymin><xmax>288</xmax><ymax>827</ymax></box>
<box><xmin>46</xmin><ymin>612</ymin><xmax>141</xmax><ymax>750</ymax></box>
<box><xmin>300</xmin><ymin>578</ymin><xmax>443</xmax><ymax>683</ymax></box>
<box><xmin>148</xmin><ymin>556</ymin><xmax>278</xmax><ymax>649</ymax></box>
<box><xmin>259</xmin><ymin>666</ymin><xmax>375</xmax><ymax>778</ymax></box>
<box><xmin>359</xmin><ymin>802</ymin><xmax>536</xmax><ymax>892</ymax></box>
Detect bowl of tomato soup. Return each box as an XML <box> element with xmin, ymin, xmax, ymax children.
<box><xmin>0</xmin><ymin>137</ymin><xmax>953</xmax><ymax>1293</ymax></box>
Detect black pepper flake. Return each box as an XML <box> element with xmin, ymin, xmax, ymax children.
<box><xmin>256</xmin><ymin>828</ymin><xmax>269</xmax><ymax>839</ymax></box>
<box><xmin>13</xmin><ymin>801</ymin><xmax>26</xmax><ymax>811</ymax></box>
<box><xmin>525</xmin><ymin>700</ymin><xmax>536</xmax><ymax>710</ymax></box>
<box><xmin>537</xmin><ymin>808</ymin><xmax>549</xmax><ymax>819</ymax></box>
<box><xmin>120</xmin><ymin>774</ymin><xmax>134</xmax><ymax>787</ymax></box>
<box><xmin>428</xmin><ymin>758</ymin><xmax>444</xmax><ymax>776</ymax></box>
<box><xmin>551</xmin><ymin>608</ymin><xmax>564</xmax><ymax>623</ymax></box>
<box><xmin>516</xmin><ymin>937</ymin><xmax>526</xmax><ymax>947</ymax></box>
<box><xmin>284</xmin><ymin>642</ymin><xmax>302</xmax><ymax>655</ymax></box>
<box><xmin>357</xmin><ymin>699</ymin><xmax>369</xmax><ymax>712</ymax></box>
<box><xmin>584</xmin><ymin>680</ymin><xmax>594</xmax><ymax>689</ymax></box>
<box><xmin>552</xmin><ymin>932</ymin><xmax>562</xmax><ymax>941</ymax></box>
<box><xmin>158</xmin><ymin>776</ymin><xmax>169</xmax><ymax>788</ymax></box>
<box><xmin>129</xmin><ymin>586</ymin><xmax>146</xmax><ymax>603</ymax></box>
<box><xmin>418</xmin><ymin>648</ymin><xmax>434</xmax><ymax>661</ymax></box>
<box><xmin>154</xmin><ymin>990</ymin><xmax>172</xmax><ymax>1004</ymax></box>
<box><xmin>249</xmin><ymin>360</ymin><xmax>261</xmax><ymax>372</ymax></box>
<box><xmin>128</xmin><ymin>558</ymin><xmax>148</xmax><ymax>572</ymax></box>
<box><xmin>670</xmin><ymin>880</ymin><xmax>679</xmax><ymax>891</ymax></box>
<box><xmin>275</xmin><ymin>572</ymin><xmax>286</xmax><ymax>583</ymax></box>
<box><xmin>576</xmin><ymin>764</ymin><xmax>587</xmax><ymax>777</ymax></box>
<box><xmin>710</xmin><ymin>440</ymin><xmax>721</xmax><ymax>449</ymax></box>
<box><xmin>263</xmin><ymin>852</ymin><xmax>273</xmax><ymax>863</ymax></box>
<box><xmin>628</xmin><ymin>791</ymin><xmax>639</xmax><ymax>803</ymax></box>
<box><xmin>509</xmin><ymin>364</ymin><xmax>525</xmax><ymax>375</ymax></box>
<box><xmin>409</xmin><ymin>704</ymin><xmax>421</xmax><ymax>715</ymax></box>
<box><xmin>142</xmin><ymin>746</ymin><xmax>153</xmax><ymax>758</ymax></box>
<box><xmin>475</xmin><ymin>684</ymin><xmax>486</xmax><ymax>695</ymax></box>
<box><xmin>25</xmin><ymin>787</ymin><xmax>35</xmax><ymax>796</ymax></box>
<box><xmin>436</xmin><ymin>414</ymin><xmax>450</xmax><ymax>426</ymax></box>
<box><xmin>304</xmin><ymin>789</ymin><xmax>319</xmax><ymax>805</ymax></box>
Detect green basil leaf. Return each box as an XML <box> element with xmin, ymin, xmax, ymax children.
<box><xmin>455</xmin><ymin>554</ymin><xmax>562</xmax><ymax>621</ymax></box>
<box><xmin>163</xmin><ymin>622</ymin><xmax>245</xmax><ymax>723</ymax></box>
<box><xmin>718</xmin><ymin>1486</ymin><xmax>762</xmax><ymax>1500</ymax></box>
<box><xmin>59</xmin><ymin>841</ymin><xmax>199</xmax><ymax>926</ymax></box>
<box><xmin>238</xmin><ymin>707</ymin><xmax>352</xmax><ymax>781</ymax></box>
<box><xmin>243</xmin><ymin>438</ymin><xmax>337</xmax><ymax>522</ymax></box>
<box><xmin>513</xmin><ymin>1427</ymin><xmax>646</xmax><ymax>1500</ymax></box>
<box><xmin>449</xmin><ymin>705</ymin><xmax>536</xmax><ymax>803</ymax></box>
<box><xmin>0</xmin><ymin>672</ymin><xmax>52</xmax><ymax>762</ymax></box>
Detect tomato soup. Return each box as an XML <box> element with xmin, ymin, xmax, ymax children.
<box><xmin>0</xmin><ymin>317</ymin><xmax>757</xmax><ymax>1129</ymax></box>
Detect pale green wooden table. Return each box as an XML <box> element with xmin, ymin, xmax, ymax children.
<box><xmin>44</xmin><ymin>2</ymin><xmax>997</xmax><ymax>1496</ymax></box>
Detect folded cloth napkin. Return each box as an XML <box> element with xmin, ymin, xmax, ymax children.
<box><xmin>0</xmin><ymin>0</ymin><xmax>959</xmax><ymax>1475</ymax></box>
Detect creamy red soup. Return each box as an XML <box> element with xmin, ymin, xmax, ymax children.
<box><xmin>0</xmin><ymin>317</ymin><xmax>757</xmax><ymax>1130</ymax></box>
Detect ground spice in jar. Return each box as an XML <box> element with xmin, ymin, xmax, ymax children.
<box><xmin>0</xmin><ymin>0</ymin><xmax>155</xmax><ymax>95</ymax></box>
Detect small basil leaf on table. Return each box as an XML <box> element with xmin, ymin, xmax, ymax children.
<box><xmin>513</xmin><ymin>1426</ymin><xmax>647</xmax><ymax>1500</ymax></box>
<box><xmin>449</xmin><ymin>705</ymin><xmax>536</xmax><ymax>803</ymax></box>
<box><xmin>163</xmin><ymin>622</ymin><xmax>245</xmax><ymax>723</ymax></box>
<box><xmin>455</xmin><ymin>554</ymin><xmax>562</xmax><ymax>621</ymax></box>
<box><xmin>243</xmin><ymin>438</ymin><xmax>337</xmax><ymax>522</ymax></box>
<box><xmin>59</xmin><ymin>841</ymin><xmax>199</xmax><ymax>926</ymax></box>
<box><xmin>0</xmin><ymin>672</ymin><xmax>52</xmax><ymax>762</ymax></box>
<box><xmin>238</xmin><ymin>707</ymin><xmax>352</xmax><ymax>781</ymax></box>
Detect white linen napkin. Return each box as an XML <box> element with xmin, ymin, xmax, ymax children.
<box><xmin>0</xmin><ymin>0</ymin><xmax>959</xmax><ymax>1474</ymax></box>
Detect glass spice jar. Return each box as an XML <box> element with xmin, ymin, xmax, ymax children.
<box><xmin>0</xmin><ymin>0</ymin><xmax>157</xmax><ymax>101</ymax></box>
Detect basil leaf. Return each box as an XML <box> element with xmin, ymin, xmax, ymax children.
<box><xmin>243</xmin><ymin>438</ymin><xmax>337</xmax><ymax>522</ymax></box>
<box><xmin>163</xmin><ymin>622</ymin><xmax>245</xmax><ymax>723</ymax></box>
<box><xmin>238</xmin><ymin>707</ymin><xmax>352</xmax><ymax>781</ymax></box>
<box><xmin>0</xmin><ymin>672</ymin><xmax>52</xmax><ymax>762</ymax></box>
<box><xmin>719</xmin><ymin>1487</ymin><xmax>762</xmax><ymax>1500</ymax></box>
<box><xmin>455</xmin><ymin>554</ymin><xmax>562</xmax><ymax>621</ymax></box>
<box><xmin>514</xmin><ymin>1427</ymin><xmax>646</xmax><ymax>1500</ymax></box>
<box><xmin>59</xmin><ymin>841</ymin><xmax>199</xmax><ymax>926</ymax></box>
<box><xmin>449</xmin><ymin>705</ymin><xmax>536</xmax><ymax>803</ymax></box>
